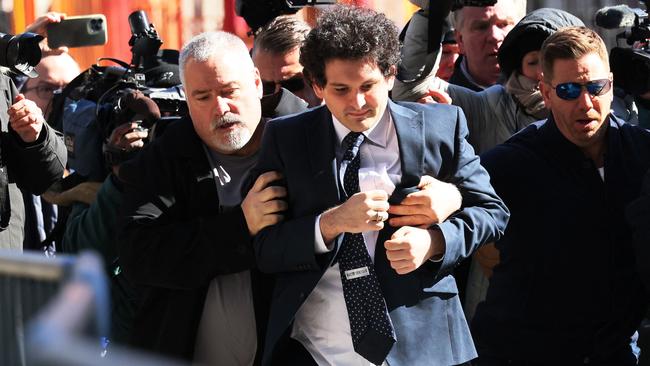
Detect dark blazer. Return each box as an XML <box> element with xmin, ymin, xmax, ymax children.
<box><xmin>449</xmin><ymin>56</ymin><xmax>484</xmax><ymax>92</ymax></box>
<box><xmin>252</xmin><ymin>101</ymin><xmax>509</xmax><ymax>365</ymax></box>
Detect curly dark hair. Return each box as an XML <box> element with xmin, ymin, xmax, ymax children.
<box><xmin>300</xmin><ymin>5</ymin><xmax>401</xmax><ymax>88</ymax></box>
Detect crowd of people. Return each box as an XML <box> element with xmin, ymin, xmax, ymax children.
<box><xmin>2</xmin><ymin>1</ymin><xmax>650</xmax><ymax>365</ymax></box>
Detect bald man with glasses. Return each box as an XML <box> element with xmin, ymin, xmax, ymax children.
<box><xmin>472</xmin><ymin>26</ymin><xmax>650</xmax><ymax>365</ymax></box>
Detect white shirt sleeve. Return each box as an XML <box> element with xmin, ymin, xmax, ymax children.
<box><xmin>314</xmin><ymin>214</ymin><xmax>338</xmax><ymax>254</ymax></box>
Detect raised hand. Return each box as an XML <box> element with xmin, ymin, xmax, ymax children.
<box><xmin>8</xmin><ymin>94</ymin><xmax>45</xmax><ymax>143</ymax></box>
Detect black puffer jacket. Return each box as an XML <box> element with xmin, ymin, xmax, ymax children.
<box><xmin>498</xmin><ymin>8</ymin><xmax>584</xmax><ymax>78</ymax></box>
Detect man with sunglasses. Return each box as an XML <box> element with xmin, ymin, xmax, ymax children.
<box><xmin>252</xmin><ymin>15</ymin><xmax>322</xmax><ymax>110</ymax></box>
<box><xmin>472</xmin><ymin>27</ymin><xmax>650</xmax><ymax>365</ymax></box>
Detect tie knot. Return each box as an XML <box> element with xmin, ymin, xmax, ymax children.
<box><xmin>342</xmin><ymin>132</ymin><xmax>365</xmax><ymax>161</ymax></box>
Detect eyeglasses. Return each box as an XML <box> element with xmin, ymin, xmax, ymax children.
<box><xmin>262</xmin><ymin>77</ymin><xmax>306</xmax><ymax>96</ymax></box>
<box><xmin>551</xmin><ymin>79</ymin><xmax>612</xmax><ymax>101</ymax></box>
<box><xmin>22</xmin><ymin>83</ymin><xmax>64</xmax><ymax>100</ymax></box>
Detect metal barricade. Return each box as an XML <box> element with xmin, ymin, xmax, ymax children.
<box><xmin>0</xmin><ymin>250</ymin><xmax>77</xmax><ymax>366</ymax></box>
<box><xmin>22</xmin><ymin>250</ymin><xmax>185</xmax><ymax>366</ymax></box>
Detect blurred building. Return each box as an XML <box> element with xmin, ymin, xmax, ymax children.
<box><xmin>4</xmin><ymin>0</ymin><xmax>418</xmax><ymax>70</ymax></box>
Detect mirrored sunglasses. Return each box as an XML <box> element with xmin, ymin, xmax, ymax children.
<box><xmin>552</xmin><ymin>79</ymin><xmax>612</xmax><ymax>101</ymax></box>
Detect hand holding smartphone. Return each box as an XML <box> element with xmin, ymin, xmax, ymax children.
<box><xmin>46</xmin><ymin>14</ymin><xmax>108</xmax><ymax>48</ymax></box>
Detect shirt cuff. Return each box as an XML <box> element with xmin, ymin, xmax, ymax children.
<box><xmin>314</xmin><ymin>214</ymin><xmax>335</xmax><ymax>254</ymax></box>
<box><xmin>428</xmin><ymin>226</ymin><xmax>445</xmax><ymax>262</ymax></box>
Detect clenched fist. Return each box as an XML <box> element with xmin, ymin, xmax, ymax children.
<box><xmin>384</xmin><ymin>226</ymin><xmax>445</xmax><ymax>275</ymax></box>
<box><xmin>319</xmin><ymin>189</ymin><xmax>389</xmax><ymax>243</ymax></box>
<box><xmin>8</xmin><ymin>94</ymin><xmax>45</xmax><ymax>143</ymax></box>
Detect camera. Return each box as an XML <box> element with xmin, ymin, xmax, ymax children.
<box><xmin>53</xmin><ymin>10</ymin><xmax>185</xmax><ymax>183</ymax></box>
<box><xmin>595</xmin><ymin>1</ymin><xmax>650</xmax><ymax>94</ymax></box>
<box><xmin>128</xmin><ymin>10</ymin><xmax>163</xmax><ymax>69</ymax></box>
<box><xmin>0</xmin><ymin>32</ymin><xmax>43</xmax><ymax>78</ymax></box>
<box><xmin>89</xmin><ymin>18</ymin><xmax>104</xmax><ymax>32</ymax></box>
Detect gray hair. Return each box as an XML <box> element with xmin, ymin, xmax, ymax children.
<box><xmin>179</xmin><ymin>31</ymin><xmax>252</xmax><ymax>85</ymax></box>
<box><xmin>452</xmin><ymin>0</ymin><xmax>526</xmax><ymax>31</ymax></box>
<box><xmin>252</xmin><ymin>15</ymin><xmax>310</xmax><ymax>56</ymax></box>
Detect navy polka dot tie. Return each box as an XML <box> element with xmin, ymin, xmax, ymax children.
<box><xmin>338</xmin><ymin>131</ymin><xmax>395</xmax><ymax>365</ymax></box>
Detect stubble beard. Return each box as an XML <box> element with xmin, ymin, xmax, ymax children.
<box><xmin>213</xmin><ymin>114</ymin><xmax>252</xmax><ymax>152</ymax></box>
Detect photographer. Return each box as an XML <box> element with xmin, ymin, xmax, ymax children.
<box><xmin>49</xmin><ymin>120</ymin><xmax>146</xmax><ymax>344</ymax></box>
<box><xmin>0</xmin><ymin>16</ymin><xmax>68</xmax><ymax>250</ymax></box>
<box><xmin>0</xmin><ymin>74</ymin><xmax>66</xmax><ymax>251</ymax></box>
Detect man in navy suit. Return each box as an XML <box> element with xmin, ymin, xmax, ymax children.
<box><xmin>252</xmin><ymin>5</ymin><xmax>509</xmax><ymax>366</ymax></box>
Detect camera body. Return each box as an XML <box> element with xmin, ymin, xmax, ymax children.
<box><xmin>0</xmin><ymin>32</ymin><xmax>43</xmax><ymax>78</ymax></box>
<box><xmin>596</xmin><ymin>1</ymin><xmax>650</xmax><ymax>94</ymax></box>
<box><xmin>57</xmin><ymin>11</ymin><xmax>186</xmax><ymax>182</ymax></box>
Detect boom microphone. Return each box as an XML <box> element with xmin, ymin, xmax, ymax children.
<box><xmin>595</xmin><ymin>5</ymin><xmax>642</xmax><ymax>29</ymax></box>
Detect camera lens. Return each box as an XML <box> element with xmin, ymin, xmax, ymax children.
<box><xmin>90</xmin><ymin>19</ymin><xmax>102</xmax><ymax>31</ymax></box>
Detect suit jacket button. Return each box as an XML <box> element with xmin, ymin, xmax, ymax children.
<box><xmin>299</xmin><ymin>292</ymin><xmax>305</xmax><ymax>299</ymax></box>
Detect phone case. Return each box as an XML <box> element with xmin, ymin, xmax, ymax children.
<box><xmin>47</xmin><ymin>14</ymin><xmax>108</xmax><ymax>48</ymax></box>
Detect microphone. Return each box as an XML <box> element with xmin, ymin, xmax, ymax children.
<box><xmin>595</xmin><ymin>5</ymin><xmax>642</xmax><ymax>29</ymax></box>
<box><xmin>120</xmin><ymin>89</ymin><xmax>161</xmax><ymax>128</ymax></box>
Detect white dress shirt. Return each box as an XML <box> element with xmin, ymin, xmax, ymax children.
<box><xmin>291</xmin><ymin>108</ymin><xmax>402</xmax><ymax>365</ymax></box>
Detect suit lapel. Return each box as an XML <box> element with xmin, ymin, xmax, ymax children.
<box><xmin>305</xmin><ymin>106</ymin><xmax>342</xmax><ymax>206</ymax></box>
<box><xmin>390</xmin><ymin>101</ymin><xmax>424</xmax><ymax>194</ymax></box>
<box><xmin>304</xmin><ymin>107</ymin><xmax>343</xmax><ymax>264</ymax></box>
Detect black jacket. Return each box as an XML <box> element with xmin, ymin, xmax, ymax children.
<box><xmin>117</xmin><ymin>118</ymin><xmax>256</xmax><ymax>359</ymax></box>
<box><xmin>448</xmin><ymin>56</ymin><xmax>485</xmax><ymax>92</ymax></box>
<box><xmin>627</xmin><ymin>168</ymin><xmax>650</xmax><ymax>295</ymax></box>
<box><xmin>476</xmin><ymin>114</ymin><xmax>650</xmax><ymax>363</ymax></box>
<box><xmin>0</xmin><ymin>73</ymin><xmax>67</xmax><ymax>249</ymax></box>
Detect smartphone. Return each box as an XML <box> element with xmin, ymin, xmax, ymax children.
<box><xmin>47</xmin><ymin>15</ymin><xmax>108</xmax><ymax>48</ymax></box>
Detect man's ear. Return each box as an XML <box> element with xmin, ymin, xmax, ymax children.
<box><xmin>313</xmin><ymin>82</ymin><xmax>324</xmax><ymax>99</ymax></box>
<box><xmin>386</xmin><ymin>65</ymin><xmax>397</xmax><ymax>91</ymax></box>
<box><xmin>455</xmin><ymin>29</ymin><xmax>466</xmax><ymax>55</ymax></box>
<box><xmin>539</xmin><ymin>75</ymin><xmax>552</xmax><ymax>109</ymax></box>
<box><xmin>253</xmin><ymin>67</ymin><xmax>263</xmax><ymax>99</ymax></box>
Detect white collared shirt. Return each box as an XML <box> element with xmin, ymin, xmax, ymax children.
<box><xmin>291</xmin><ymin>108</ymin><xmax>402</xmax><ymax>365</ymax></box>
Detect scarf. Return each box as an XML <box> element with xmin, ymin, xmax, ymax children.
<box><xmin>505</xmin><ymin>71</ymin><xmax>548</xmax><ymax>120</ymax></box>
